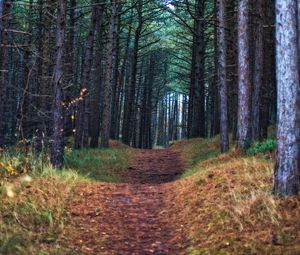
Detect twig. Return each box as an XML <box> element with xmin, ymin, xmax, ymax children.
<box><xmin>14</xmin><ymin>212</ymin><xmax>30</xmax><ymax>231</ymax></box>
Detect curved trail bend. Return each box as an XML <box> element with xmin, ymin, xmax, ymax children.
<box><xmin>67</xmin><ymin>148</ymin><xmax>187</xmax><ymax>255</ymax></box>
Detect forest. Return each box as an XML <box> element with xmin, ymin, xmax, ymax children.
<box><xmin>1</xmin><ymin>0</ymin><xmax>300</xmax><ymax>254</ymax></box>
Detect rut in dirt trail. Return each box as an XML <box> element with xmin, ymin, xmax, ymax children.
<box><xmin>67</xmin><ymin>148</ymin><xmax>187</xmax><ymax>255</ymax></box>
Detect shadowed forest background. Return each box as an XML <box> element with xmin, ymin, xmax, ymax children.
<box><xmin>0</xmin><ymin>0</ymin><xmax>276</xmax><ymax>157</ymax></box>
<box><xmin>1</xmin><ymin>0</ymin><xmax>300</xmax><ymax>254</ymax></box>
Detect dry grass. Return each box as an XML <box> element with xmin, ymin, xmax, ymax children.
<box><xmin>0</xmin><ymin>142</ymin><xmax>133</xmax><ymax>255</ymax></box>
<box><xmin>166</xmin><ymin>138</ymin><xmax>300</xmax><ymax>255</ymax></box>
<box><xmin>0</xmin><ymin>167</ymin><xmax>80</xmax><ymax>255</ymax></box>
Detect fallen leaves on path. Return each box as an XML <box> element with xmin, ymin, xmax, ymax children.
<box><xmin>66</xmin><ymin>148</ymin><xmax>188</xmax><ymax>255</ymax></box>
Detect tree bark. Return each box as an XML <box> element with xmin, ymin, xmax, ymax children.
<box><xmin>188</xmin><ymin>0</ymin><xmax>206</xmax><ymax>138</ymax></box>
<box><xmin>90</xmin><ymin>8</ymin><xmax>104</xmax><ymax>148</ymax></box>
<box><xmin>217</xmin><ymin>0</ymin><xmax>229</xmax><ymax>153</ymax></box>
<box><xmin>74</xmin><ymin>0</ymin><xmax>100</xmax><ymax>149</ymax></box>
<box><xmin>36</xmin><ymin>0</ymin><xmax>55</xmax><ymax>148</ymax></box>
<box><xmin>51</xmin><ymin>0</ymin><xmax>66</xmax><ymax>168</ymax></box>
<box><xmin>122</xmin><ymin>0</ymin><xmax>143</xmax><ymax>145</ymax></box>
<box><xmin>100</xmin><ymin>0</ymin><xmax>117</xmax><ymax>148</ymax></box>
<box><xmin>252</xmin><ymin>0</ymin><xmax>263</xmax><ymax>141</ymax></box>
<box><xmin>274</xmin><ymin>0</ymin><xmax>300</xmax><ymax>196</ymax></box>
<box><xmin>237</xmin><ymin>0</ymin><xmax>252</xmax><ymax>149</ymax></box>
<box><xmin>0</xmin><ymin>0</ymin><xmax>11</xmax><ymax>147</ymax></box>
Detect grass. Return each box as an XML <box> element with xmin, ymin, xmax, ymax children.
<box><xmin>166</xmin><ymin>137</ymin><xmax>300</xmax><ymax>255</ymax></box>
<box><xmin>1</xmin><ymin>135</ymin><xmax>298</xmax><ymax>255</ymax></box>
<box><xmin>172</xmin><ymin>137</ymin><xmax>221</xmax><ymax>178</ymax></box>
<box><xmin>0</xmin><ymin>141</ymin><xmax>132</xmax><ymax>255</ymax></box>
<box><xmin>64</xmin><ymin>147</ymin><xmax>132</xmax><ymax>182</ymax></box>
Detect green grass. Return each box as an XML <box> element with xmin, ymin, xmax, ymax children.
<box><xmin>173</xmin><ymin>138</ymin><xmax>220</xmax><ymax>178</ymax></box>
<box><xmin>64</xmin><ymin>147</ymin><xmax>132</xmax><ymax>182</ymax></box>
<box><xmin>0</xmin><ymin>165</ymin><xmax>79</xmax><ymax>255</ymax></box>
<box><xmin>246</xmin><ymin>138</ymin><xmax>276</xmax><ymax>156</ymax></box>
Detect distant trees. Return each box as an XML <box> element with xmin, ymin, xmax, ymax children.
<box><xmin>122</xmin><ymin>0</ymin><xmax>143</xmax><ymax>146</ymax></box>
<box><xmin>74</xmin><ymin>0</ymin><xmax>101</xmax><ymax>149</ymax></box>
<box><xmin>2</xmin><ymin>0</ymin><xmax>299</xmax><ymax>200</ymax></box>
<box><xmin>213</xmin><ymin>0</ymin><xmax>276</xmax><ymax>152</ymax></box>
<box><xmin>0</xmin><ymin>0</ymin><xmax>190</xmax><ymax>155</ymax></box>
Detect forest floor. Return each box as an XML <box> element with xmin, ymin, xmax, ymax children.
<box><xmin>2</xmin><ymin>137</ymin><xmax>300</xmax><ymax>254</ymax></box>
<box><xmin>66</xmin><ymin>148</ymin><xmax>188</xmax><ymax>255</ymax></box>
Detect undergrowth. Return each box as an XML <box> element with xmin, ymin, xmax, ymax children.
<box><xmin>0</xmin><ymin>141</ymin><xmax>132</xmax><ymax>255</ymax></box>
<box><xmin>169</xmin><ymin>137</ymin><xmax>300</xmax><ymax>255</ymax></box>
<box><xmin>246</xmin><ymin>138</ymin><xmax>276</xmax><ymax>156</ymax></box>
<box><xmin>64</xmin><ymin>147</ymin><xmax>132</xmax><ymax>182</ymax></box>
<box><xmin>172</xmin><ymin>137</ymin><xmax>220</xmax><ymax>178</ymax></box>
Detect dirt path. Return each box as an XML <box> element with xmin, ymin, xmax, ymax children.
<box><xmin>67</xmin><ymin>149</ymin><xmax>187</xmax><ymax>255</ymax></box>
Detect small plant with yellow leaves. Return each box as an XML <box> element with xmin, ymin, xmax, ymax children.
<box><xmin>0</xmin><ymin>162</ymin><xmax>17</xmax><ymax>177</ymax></box>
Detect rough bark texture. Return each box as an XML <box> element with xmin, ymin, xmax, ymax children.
<box><xmin>51</xmin><ymin>0</ymin><xmax>66</xmax><ymax>168</ymax></box>
<box><xmin>100</xmin><ymin>1</ymin><xmax>117</xmax><ymax>148</ymax></box>
<box><xmin>237</xmin><ymin>0</ymin><xmax>252</xmax><ymax>148</ymax></box>
<box><xmin>217</xmin><ymin>0</ymin><xmax>229</xmax><ymax>153</ymax></box>
<box><xmin>274</xmin><ymin>0</ymin><xmax>300</xmax><ymax>196</ymax></box>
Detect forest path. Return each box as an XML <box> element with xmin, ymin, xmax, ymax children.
<box><xmin>66</xmin><ymin>148</ymin><xmax>188</xmax><ymax>255</ymax></box>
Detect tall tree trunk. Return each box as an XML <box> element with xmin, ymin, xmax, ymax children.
<box><xmin>90</xmin><ymin>9</ymin><xmax>104</xmax><ymax>148</ymax></box>
<box><xmin>110</xmin><ymin>7</ymin><xmax>122</xmax><ymax>139</ymax></box>
<box><xmin>217</xmin><ymin>0</ymin><xmax>229</xmax><ymax>153</ymax></box>
<box><xmin>237</xmin><ymin>0</ymin><xmax>252</xmax><ymax>149</ymax></box>
<box><xmin>36</xmin><ymin>0</ymin><xmax>55</xmax><ymax>148</ymax></box>
<box><xmin>0</xmin><ymin>0</ymin><xmax>11</xmax><ymax>147</ymax></box>
<box><xmin>64</xmin><ymin>0</ymin><xmax>77</xmax><ymax>137</ymax></box>
<box><xmin>122</xmin><ymin>0</ymin><xmax>142</xmax><ymax>145</ymax></box>
<box><xmin>226</xmin><ymin>0</ymin><xmax>238</xmax><ymax>141</ymax></box>
<box><xmin>274</xmin><ymin>0</ymin><xmax>300</xmax><ymax>196</ymax></box>
<box><xmin>261</xmin><ymin>0</ymin><xmax>275</xmax><ymax>139</ymax></box>
<box><xmin>51</xmin><ymin>0</ymin><xmax>66</xmax><ymax>168</ymax></box>
<box><xmin>100</xmin><ymin>0</ymin><xmax>117</xmax><ymax>148</ymax></box>
<box><xmin>188</xmin><ymin>0</ymin><xmax>206</xmax><ymax>138</ymax></box>
<box><xmin>74</xmin><ymin>0</ymin><xmax>100</xmax><ymax>149</ymax></box>
<box><xmin>252</xmin><ymin>0</ymin><xmax>263</xmax><ymax>141</ymax></box>
<box><xmin>20</xmin><ymin>0</ymin><xmax>33</xmax><ymax>141</ymax></box>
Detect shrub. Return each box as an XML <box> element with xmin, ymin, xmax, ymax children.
<box><xmin>246</xmin><ymin>138</ymin><xmax>276</xmax><ymax>156</ymax></box>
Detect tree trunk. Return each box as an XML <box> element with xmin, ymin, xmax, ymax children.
<box><xmin>74</xmin><ymin>1</ymin><xmax>100</xmax><ymax>149</ymax></box>
<box><xmin>100</xmin><ymin>0</ymin><xmax>117</xmax><ymax>148</ymax></box>
<box><xmin>90</xmin><ymin>11</ymin><xmax>104</xmax><ymax>148</ymax></box>
<box><xmin>237</xmin><ymin>0</ymin><xmax>252</xmax><ymax>149</ymax></box>
<box><xmin>217</xmin><ymin>0</ymin><xmax>229</xmax><ymax>153</ymax></box>
<box><xmin>188</xmin><ymin>0</ymin><xmax>206</xmax><ymax>138</ymax></box>
<box><xmin>36</xmin><ymin>0</ymin><xmax>55</xmax><ymax>148</ymax></box>
<box><xmin>122</xmin><ymin>0</ymin><xmax>142</xmax><ymax>145</ymax></box>
<box><xmin>51</xmin><ymin>0</ymin><xmax>66</xmax><ymax>168</ymax></box>
<box><xmin>110</xmin><ymin>7</ymin><xmax>122</xmax><ymax>140</ymax></box>
<box><xmin>261</xmin><ymin>0</ymin><xmax>275</xmax><ymax>139</ymax></box>
<box><xmin>0</xmin><ymin>0</ymin><xmax>11</xmax><ymax>147</ymax></box>
<box><xmin>252</xmin><ymin>0</ymin><xmax>263</xmax><ymax>141</ymax></box>
<box><xmin>274</xmin><ymin>0</ymin><xmax>300</xmax><ymax>196</ymax></box>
